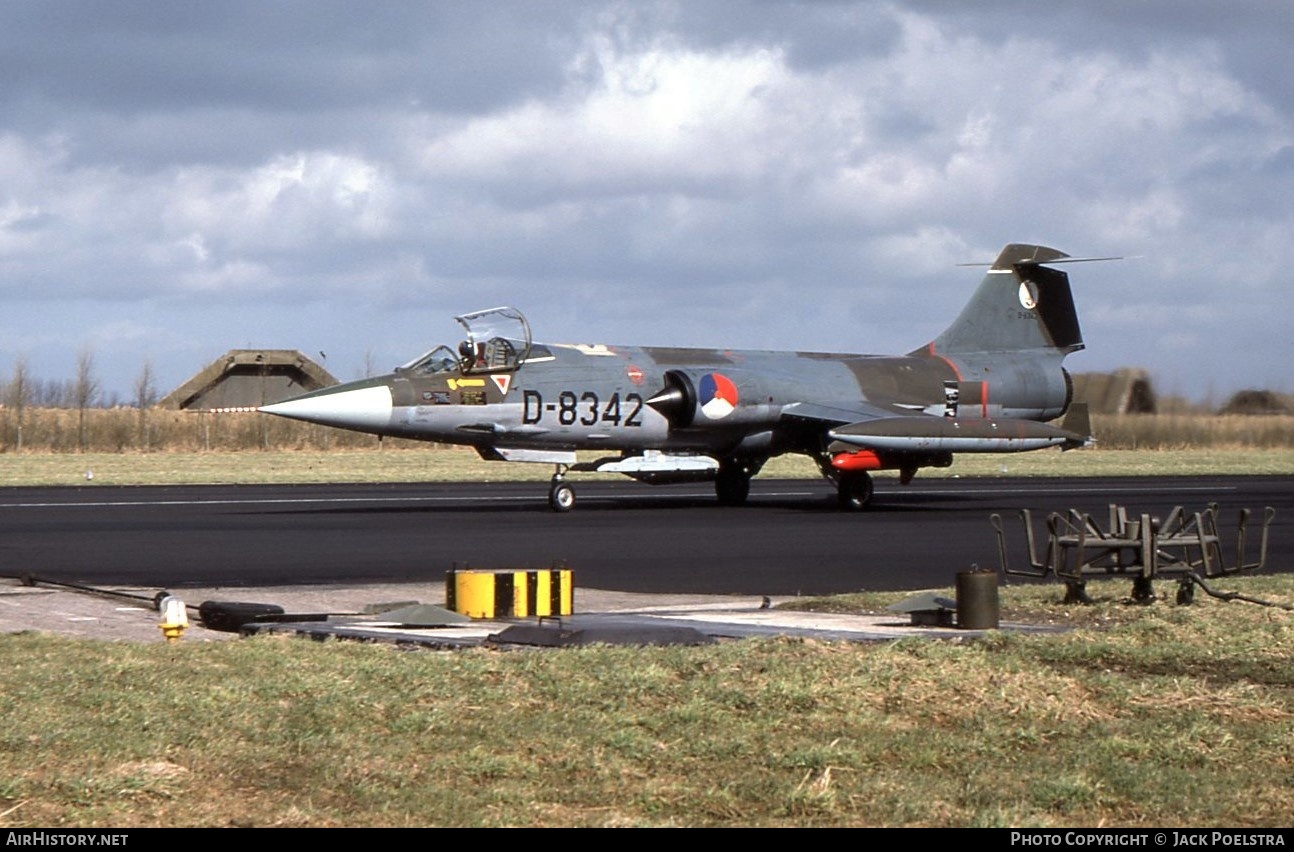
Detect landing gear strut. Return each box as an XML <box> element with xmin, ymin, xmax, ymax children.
<box><xmin>548</xmin><ymin>466</ymin><xmax>575</xmax><ymax>512</ymax></box>
<box><xmin>837</xmin><ymin>471</ymin><xmax>874</xmax><ymax>511</ymax></box>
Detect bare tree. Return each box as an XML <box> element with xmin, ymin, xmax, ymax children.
<box><xmin>5</xmin><ymin>357</ymin><xmax>32</xmax><ymax>451</ymax></box>
<box><xmin>33</xmin><ymin>378</ymin><xmax>66</xmax><ymax>408</ymax></box>
<box><xmin>74</xmin><ymin>348</ymin><xmax>101</xmax><ymax>452</ymax></box>
<box><xmin>134</xmin><ymin>359</ymin><xmax>158</xmax><ymax>450</ymax></box>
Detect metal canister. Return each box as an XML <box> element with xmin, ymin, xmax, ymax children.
<box><xmin>956</xmin><ymin>568</ymin><xmax>999</xmax><ymax>629</ymax></box>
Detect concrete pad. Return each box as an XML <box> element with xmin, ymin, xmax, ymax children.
<box><xmin>0</xmin><ymin>577</ymin><xmax>1060</xmax><ymax>647</ymax></box>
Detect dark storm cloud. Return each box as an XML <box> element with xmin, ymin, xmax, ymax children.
<box><xmin>0</xmin><ymin>2</ymin><xmax>578</xmax><ymax>168</ymax></box>
<box><xmin>0</xmin><ymin>1</ymin><xmax>1290</xmax><ymax>401</ymax></box>
<box><xmin>0</xmin><ymin>2</ymin><xmax>575</xmax><ymax>112</ymax></box>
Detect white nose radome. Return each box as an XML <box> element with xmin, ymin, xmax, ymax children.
<box><xmin>259</xmin><ymin>384</ymin><xmax>394</xmax><ymax>432</ymax></box>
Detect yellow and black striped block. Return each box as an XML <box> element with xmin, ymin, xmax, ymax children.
<box><xmin>446</xmin><ymin>568</ymin><xmax>574</xmax><ymax>619</ymax></box>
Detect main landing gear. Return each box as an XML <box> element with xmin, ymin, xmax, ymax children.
<box><xmin>715</xmin><ymin>460</ymin><xmax>759</xmax><ymax>507</ymax></box>
<box><xmin>836</xmin><ymin>471</ymin><xmax>874</xmax><ymax>511</ymax></box>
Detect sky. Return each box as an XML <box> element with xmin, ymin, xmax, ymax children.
<box><xmin>2</xmin><ymin>1</ymin><xmax>1291</xmax><ymax>406</ymax></box>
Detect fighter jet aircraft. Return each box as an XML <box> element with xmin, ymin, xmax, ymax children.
<box><xmin>260</xmin><ymin>243</ymin><xmax>1097</xmax><ymax>511</ymax></box>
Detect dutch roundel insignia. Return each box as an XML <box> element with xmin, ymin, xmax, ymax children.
<box><xmin>1018</xmin><ymin>281</ymin><xmax>1039</xmax><ymax>310</ymax></box>
<box><xmin>699</xmin><ymin>373</ymin><xmax>738</xmax><ymax>419</ymax></box>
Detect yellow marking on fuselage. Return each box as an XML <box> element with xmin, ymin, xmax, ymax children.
<box><xmin>448</xmin><ymin>378</ymin><xmax>487</xmax><ymax>391</ymax></box>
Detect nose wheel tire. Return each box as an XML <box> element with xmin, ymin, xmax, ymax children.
<box><xmin>837</xmin><ymin>471</ymin><xmax>874</xmax><ymax>511</ymax></box>
<box><xmin>549</xmin><ymin>481</ymin><xmax>576</xmax><ymax>512</ymax></box>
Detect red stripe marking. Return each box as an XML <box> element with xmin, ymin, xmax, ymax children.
<box><xmin>924</xmin><ymin>343</ymin><xmax>963</xmax><ymax>382</ymax></box>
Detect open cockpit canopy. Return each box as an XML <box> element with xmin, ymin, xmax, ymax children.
<box><xmin>400</xmin><ymin>306</ymin><xmax>533</xmax><ymax>377</ymax></box>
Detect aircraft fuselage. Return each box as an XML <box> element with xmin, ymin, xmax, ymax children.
<box><xmin>266</xmin><ymin>342</ymin><xmax>1073</xmax><ymax>463</ymax></box>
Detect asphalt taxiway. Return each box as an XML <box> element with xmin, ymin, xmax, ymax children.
<box><xmin>0</xmin><ymin>475</ymin><xmax>1287</xmax><ymax>594</ymax></box>
<box><xmin>0</xmin><ymin>475</ymin><xmax>1286</xmax><ymax>643</ymax></box>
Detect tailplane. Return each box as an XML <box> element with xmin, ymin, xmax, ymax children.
<box><xmin>924</xmin><ymin>243</ymin><xmax>1084</xmax><ymax>356</ymax></box>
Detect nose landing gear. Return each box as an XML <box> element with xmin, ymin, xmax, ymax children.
<box><xmin>549</xmin><ymin>466</ymin><xmax>575</xmax><ymax>512</ymax></box>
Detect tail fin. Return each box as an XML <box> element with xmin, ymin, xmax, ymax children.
<box><xmin>924</xmin><ymin>243</ymin><xmax>1084</xmax><ymax>356</ymax></box>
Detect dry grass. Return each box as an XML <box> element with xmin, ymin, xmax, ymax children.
<box><xmin>1</xmin><ymin>444</ymin><xmax>1292</xmax><ymax>487</ymax></box>
<box><xmin>1093</xmin><ymin>413</ymin><xmax>1294</xmax><ymax>449</ymax></box>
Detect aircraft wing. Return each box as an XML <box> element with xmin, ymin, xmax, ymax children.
<box><xmin>779</xmin><ymin>400</ymin><xmax>900</xmax><ymax>428</ymax></box>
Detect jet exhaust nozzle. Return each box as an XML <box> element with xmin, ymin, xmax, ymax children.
<box><xmin>646</xmin><ymin>370</ymin><xmax>697</xmax><ymax>429</ymax></box>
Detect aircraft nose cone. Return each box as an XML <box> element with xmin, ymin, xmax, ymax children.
<box><xmin>259</xmin><ymin>383</ymin><xmax>394</xmax><ymax>432</ymax></box>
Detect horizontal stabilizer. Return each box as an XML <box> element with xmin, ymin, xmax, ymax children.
<box><xmin>956</xmin><ymin>245</ymin><xmax>1121</xmax><ymax>268</ymax></box>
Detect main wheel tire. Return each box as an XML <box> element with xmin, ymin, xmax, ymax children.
<box><xmin>549</xmin><ymin>482</ymin><xmax>576</xmax><ymax>512</ymax></box>
<box><xmin>837</xmin><ymin>471</ymin><xmax>874</xmax><ymax>511</ymax></box>
<box><xmin>715</xmin><ymin>468</ymin><xmax>751</xmax><ymax>506</ymax></box>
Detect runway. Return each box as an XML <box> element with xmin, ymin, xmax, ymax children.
<box><xmin>0</xmin><ymin>476</ymin><xmax>1288</xmax><ymax>596</ymax></box>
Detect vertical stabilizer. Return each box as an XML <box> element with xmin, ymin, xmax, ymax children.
<box><xmin>925</xmin><ymin>244</ymin><xmax>1084</xmax><ymax>356</ymax></box>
